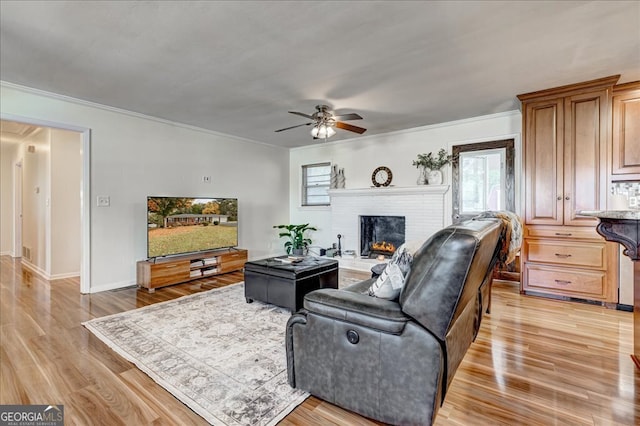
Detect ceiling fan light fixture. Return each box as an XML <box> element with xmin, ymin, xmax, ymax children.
<box><xmin>276</xmin><ymin>104</ymin><xmax>365</xmax><ymax>138</ymax></box>
<box><xmin>310</xmin><ymin>124</ymin><xmax>336</xmax><ymax>139</ymax></box>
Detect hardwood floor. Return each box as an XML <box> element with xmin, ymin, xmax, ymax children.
<box><xmin>1</xmin><ymin>255</ymin><xmax>638</xmax><ymax>425</ymax></box>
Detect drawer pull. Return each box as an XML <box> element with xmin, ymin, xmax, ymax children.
<box><xmin>554</xmin><ymin>253</ymin><xmax>572</xmax><ymax>258</ymax></box>
<box><xmin>555</xmin><ymin>279</ymin><xmax>571</xmax><ymax>285</ymax></box>
<box><xmin>554</xmin><ymin>232</ymin><xmax>572</xmax><ymax>236</ymax></box>
<box><xmin>164</xmin><ymin>264</ymin><xmax>179</xmax><ymax>268</ymax></box>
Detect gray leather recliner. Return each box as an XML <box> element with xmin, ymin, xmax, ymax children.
<box><xmin>285</xmin><ymin>218</ymin><xmax>504</xmax><ymax>425</ymax></box>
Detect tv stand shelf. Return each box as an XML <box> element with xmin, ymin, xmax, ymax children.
<box><xmin>136</xmin><ymin>248</ymin><xmax>248</xmax><ymax>292</ymax></box>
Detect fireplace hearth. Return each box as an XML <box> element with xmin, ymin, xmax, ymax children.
<box><xmin>360</xmin><ymin>215</ymin><xmax>406</xmax><ymax>258</ymax></box>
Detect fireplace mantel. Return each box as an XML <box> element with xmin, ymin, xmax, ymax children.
<box><xmin>329</xmin><ymin>185</ymin><xmax>450</xmax><ymax>271</ymax></box>
<box><xmin>328</xmin><ymin>185</ymin><xmax>449</xmax><ymax>198</ymax></box>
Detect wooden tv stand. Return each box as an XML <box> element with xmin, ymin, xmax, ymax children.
<box><xmin>136</xmin><ymin>248</ymin><xmax>248</xmax><ymax>292</ymax></box>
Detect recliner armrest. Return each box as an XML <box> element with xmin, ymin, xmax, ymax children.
<box><xmin>303</xmin><ymin>288</ymin><xmax>410</xmax><ymax>334</ymax></box>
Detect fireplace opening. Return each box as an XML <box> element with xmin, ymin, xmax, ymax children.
<box><xmin>360</xmin><ymin>215</ymin><xmax>406</xmax><ymax>258</ymax></box>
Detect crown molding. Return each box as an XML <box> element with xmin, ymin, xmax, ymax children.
<box><xmin>0</xmin><ymin>81</ymin><xmax>283</xmax><ymax>150</ymax></box>
<box><xmin>291</xmin><ymin>110</ymin><xmax>521</xmax><ymax>152</ymax></box>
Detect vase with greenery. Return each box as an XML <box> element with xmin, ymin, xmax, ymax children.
<box><xmin>412</xmin><ymin>148</ymin><xmax>455</xmax><ymax>184</ymax></box>
<box><xmin>273</xmin><ymin>223</ymin><xmax>317</xmax><ymax>255</ymax></box>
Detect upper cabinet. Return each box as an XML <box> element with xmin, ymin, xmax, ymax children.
<box><xmin>518</xmin><ymin>76</ymin><xmax>618</xmax><ymax>227</ymax></box>
<box><xmin>611</xmin><ymin>81</ymin><xmax>640</xmax><ymax>180</ymax></box>
<box><xmin>520</xmin><ymin>97</ymin><xmax>564</xmax><ymax>225</ymax></box>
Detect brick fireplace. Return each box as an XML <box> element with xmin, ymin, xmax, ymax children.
<box><xmin>328</xmin><ymin>185</ymin><xmax>449</xmax><ymax>271</ymax></box>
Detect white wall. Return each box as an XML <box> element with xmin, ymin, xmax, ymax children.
<box><xmin>21</xmin><ymin>128</ymin><xmax>49</xmax><ymax>273</ymax></box>
<box><xmin>1</xmin><ymin>83</ymin><xmax>290</xmax><ymax>292</ymax></box>
<box><xmin>289</xmin><ymin>111</ymin><xmax>522</xmax><ymax>249</ymax></box>
<box><xmin>0</xmin><ymin>141</ymin><xmax>18</xmax><ymax>255</ymax></box>
<box><xmin>15</xmin><ymin>127</ymin><xmax>82</xmax><ymax>278</ymax></box>
<box><xmin>50</xmin><ymin>128</ymin><xmax>82</xmax><ymax>278</ymax></box>
<box><xmin>2</xmin><ymin>127</ymin><xmax>84</xmax><ymax>279</ymax></box>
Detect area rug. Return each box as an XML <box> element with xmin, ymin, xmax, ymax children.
<box><xmin>82</xmin><ymin>283</ymin><xmax>308</xmax><ymax>425</ymax></box>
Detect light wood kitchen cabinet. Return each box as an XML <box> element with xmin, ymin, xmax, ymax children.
<box><xmin>521</xmin><ymin>97</ymin><xmax>564</xmax><ymax>225</ymax></box>
<box><xmin>518</xmin><ymin>76</ymin><xmax>620</xmax><ymax>303</ymax></box>
<box><xmin>611</xmin><ymin>81</ymin><xmax>640</xmax><ymax>180</ymax></box>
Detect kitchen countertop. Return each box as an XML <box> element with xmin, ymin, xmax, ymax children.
<box><xmin>577</xmin><ymin>210</ymin><xmax>640</xmax><ymax>220</ymax></box>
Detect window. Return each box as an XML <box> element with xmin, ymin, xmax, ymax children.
<box><xmin>302</xmin><ymin>163</ymin><xmax>331</xmax><ymax>206</ymax></box>
<box><xmin>459</xmin><ymin>148</ymin><xmax>505</xmax><ymax>214</ymax></box>
<box><xmin>452</xmin><ymin>139</ymin><xmax>515</xmax><ymax>223</ymax></box>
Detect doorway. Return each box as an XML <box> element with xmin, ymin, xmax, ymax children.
<box><xmin>0</xmin><ymin>116</ymin><xmax>91</xmax><ymax>293</ymax></box>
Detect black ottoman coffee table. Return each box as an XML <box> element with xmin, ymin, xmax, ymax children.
<box><xmin>244</xmin><ymin>256</ymin><xmax>339</xmax><ymax>312</ymax></box>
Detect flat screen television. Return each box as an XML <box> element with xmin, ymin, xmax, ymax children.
<box><xmin>147</xmin><ymin>196</ymin><xmax>238</xmax><ymax>258</ymax></box>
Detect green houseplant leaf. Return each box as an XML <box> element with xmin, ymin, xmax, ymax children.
<box><xmin>273</xmin><ymin>223</ymin><xmax>318</xmax><ymax>254</ymax></box>
<box><xmin>412</xmin><ymin>148</ymin><xmax>455</xmax><ymax>170</ymax></box>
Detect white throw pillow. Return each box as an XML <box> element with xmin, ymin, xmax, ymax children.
<box><xmin>367</xmin><ymin>240</ymin><xmax>423</xmax><ymax>300</ymax></box>
<box><xmin>391</xmin><ymin>244</ymin><xmax>412</xmax><ymax>276</ymax></box>
<box><xmin>368</xmin><ymin>263</ymin><xmax>405</xmax><ymax>300</ymax></box>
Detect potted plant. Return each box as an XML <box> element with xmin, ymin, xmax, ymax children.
<box><xmin>412</xmin><ymin>148</ymin><xmax>455</xmax><ymax>185</ymax></box>
<box><xmin>273</xmin><ymin>223</ymin><xmax>317</xmax><ymax>255</ymax></box>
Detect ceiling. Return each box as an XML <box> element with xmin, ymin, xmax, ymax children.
<box><xmin>0</xmin><ymin>120</ymin><xmax>40</xmax><ymax>144</ymax></box>
<box><xmin>1</xmin><ymin>1</ymin><xmax>638</xmax><ymax>148</ymax></box>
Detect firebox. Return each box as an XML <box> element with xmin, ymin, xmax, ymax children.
<box><xmin>360</xmin><ymin>215</ymin><xmax>406</xmax><ymax>258</ymax></box>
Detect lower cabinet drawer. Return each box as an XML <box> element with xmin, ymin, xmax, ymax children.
<box><xmin>525</xmin><ymin>225</ymin><xmax>601</xmax><ymax>240</ymax></box>
<box><xmin>523</xmin><ymin>264</ymin><xmax>606</xmax><ymax>299</ymax></box>
<box><xmin>218</xmin><ymin>251</ymin><xmax>247</xmax><ymax>273</ymax></box>
<box><xmin>150</xmin><ymin>261</ymin><xmax>190</xmax><ymax>285</ymax></box>
<box><xmin>524</xmin><ymin>240</ymin><xmax>605</xmax><ymax>269</ymax></box>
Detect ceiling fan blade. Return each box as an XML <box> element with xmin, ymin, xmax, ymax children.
<box><xmin>333</xmin><ymin>113</ymin><xmax>363</xmax><ymax>121</ymax></box>
<box><xmin>335</xmin><ymin>121</ymin><xmax>367</xmax><ymax>134</ymax></box>
<box><xmin>274</xmin><ymin>122</ymin><xmax>313</xmax><ymax>132</ymax></box>
<box><xmin>288</xmin><ymin>111</ymin><xmax>314</xmax><ymax>119</ymax></box>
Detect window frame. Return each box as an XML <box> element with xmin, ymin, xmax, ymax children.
<box><xmin>301</xmin><ymin>162</ymin><xmax>331</xmax><ymax>207</ymax></box>
<box><xmin>458</xmin><ymin>147</ymin><xmax>506</xmax><ymax>215</ymax></box>
<box><xmin>452</xmin><ymin>139</ymin><xmax>515</xmax><ymax>223</ymax></box>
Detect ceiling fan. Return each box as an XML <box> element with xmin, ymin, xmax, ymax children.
<box><xmin>275</xmin><ymin>105</ymin><xmax>366</xmax><ymax>139</ymax></box>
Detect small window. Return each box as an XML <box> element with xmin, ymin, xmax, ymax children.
<box><xmin>302</xmin><ymin>163</ymin><xmax>331</xmax><ymax>206</ymax></box>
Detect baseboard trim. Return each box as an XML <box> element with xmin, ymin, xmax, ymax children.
<box><xmin>89</xmin><ymin>280</ymin><xmax>138</xmax><ymax>294</ymax></box>
<box><xmin>617</xmin><ymin>304</ymin><xmax>633</xmax><ymax>312</ymax></box>
<box><xmin>21</xmin><ymin>259</ymin><xmax>49</xmax><ymax>280</ymax></box>
<box><xmin>50</xmin><ymin>271</ymin><xmax>81</xmax><ymax>280</ymax></box>
<box><xmin>20</xmin><ymin>260</ymin><xmax>80</xmax><ymax>281</ymax></box>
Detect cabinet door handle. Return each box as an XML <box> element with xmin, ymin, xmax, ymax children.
<box><xmin>557</xmin><ymin>196</ymin><xmax>562</xmax><ymax>201</ymax></box>
<box><xmin>554</xmin><ymin>253</ymin><xmax>572</xmax><ymax>258</ymax></box>
<box><xmin>555</xmin><ymin>279</ymin><xmax>571</xmax><ymax>285</ymax></box>
<box><xmin>565</xmin><ymin>196</ymin><xmax>570</xmax><ymax>200</ymax></box>
<box><xmin>554</xmin><ymin>232</ymin><xmax>572</xmax><ymax>236</ymax></box>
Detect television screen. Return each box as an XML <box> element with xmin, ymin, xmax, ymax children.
<box><xmin>147</xmin><ymin>196</ymin><xmax>238</xmax><ymax>258</ymax></box>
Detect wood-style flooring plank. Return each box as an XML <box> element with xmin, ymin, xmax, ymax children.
<box><xmin>0</xmin><ymin>345</ymin><xmax>30</xmax><ymax>404</ymax></box>
<box><xmin>119</xmin><ymin>368</ymin><xmax>209</xmax><ymax>426</ymax></box>
<box><xmin>1</xmin><ymin>256</ymin><xmax>638</xmax><ymax>425</ymax></box>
